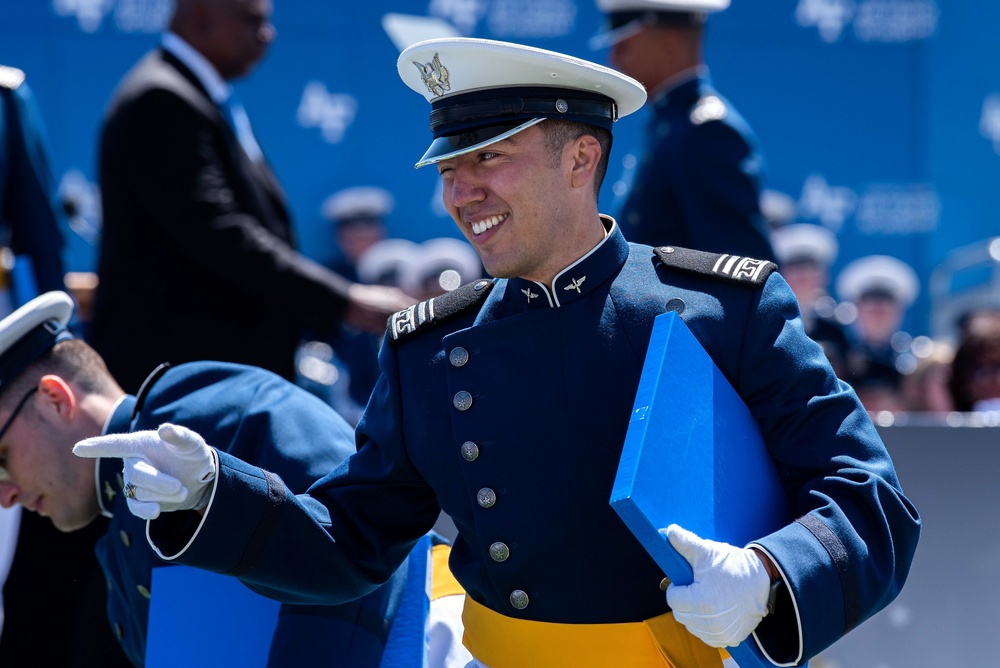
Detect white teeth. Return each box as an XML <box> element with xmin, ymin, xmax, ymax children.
<box><xmin>471</xmin><ymin>214</ymin><xmax>506</xmax><ymax>235</ymax></box>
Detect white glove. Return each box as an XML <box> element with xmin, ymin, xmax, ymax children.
<box><xmin>664</xmin><ymin>524</ymin><xmax>771</xmax><ymax>648</ymax></box>
<box><xmin>73</xmin><ymin>423</ymin><xmax>217</xmax><ymax>520</ymax></box>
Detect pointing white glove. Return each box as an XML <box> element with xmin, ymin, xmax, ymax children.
<box><xmin>73</xmin><ymin>423</ymin><xmax>217</xmax><ymax>520</ymax></box>
<box><xmin>664</xmin><ymin>524</ymin><xmax>771</xmax><ymax>648</ymax></box>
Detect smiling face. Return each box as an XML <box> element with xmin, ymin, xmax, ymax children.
<box><xmin>0</xmin><ymin>381</ymin><xmax>102</xmax><ymax>532</ymax></box>
<box><xmin>436</xmin><ymin>123</ymin><xmax>605</xmax><ymax>285</ymax></box>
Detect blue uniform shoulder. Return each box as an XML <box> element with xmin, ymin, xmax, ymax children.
<box><xmin>654</xmin><ymin>245</ymin><xmax>776</xmax><ymax>287</ymax></box>
<box><xmin>387</xmin><ymin>278</ymin><xmax>495</xmax><ymax>347</ymax></box>
<box><xmin>0</xmin><ymin>65</ymin><xmax>25</xmax><ymax>90</ymax></box>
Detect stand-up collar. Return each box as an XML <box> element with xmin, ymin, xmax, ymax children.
<box><xmin>94</xmin><ymin>395</ymin><xmax>137</xmax><ymax>518</ymax></box>
<box><xmin>505</xmin><ymin>216</ymin><xmax>629</xmax><ymax>309</ymax></box>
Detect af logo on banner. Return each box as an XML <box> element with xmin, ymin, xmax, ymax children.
<box><xmin>52</xmin><ymin>0</ymin><xmax>171</xmax><ymax>33</ymax></box>
<box><xmin>796</xmin><ymin>0</ymin><xmax>939</xmax><ymax>43</ymax></box>
<box><xmin>429</xmin><ymin>0</ymin><xmax>576</xmax><ymax>38</ymax></box>
<box><xmin>296</xmin><ymin>82</ymin><xmax>358</xmax><ymax>144</ymax></box>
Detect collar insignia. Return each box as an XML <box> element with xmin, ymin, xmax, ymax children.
<box><xmin>104</xmin><ymin>480</ymin><xmax>117</xmax><ymax>503</ymax></box>
<box><xmin>413</xmin><ymin>53</ymin><xmax>450</xmax><ymax>97</ymax></box>
<box><xmin>564</xmin><ymin>276</ymin><xmax>586</xmax><ymax>293</ymax></box>
<box><xmin>521</xmin><ymin>287</ymin><xmax>539</xmax><ymax>302</ymax></box>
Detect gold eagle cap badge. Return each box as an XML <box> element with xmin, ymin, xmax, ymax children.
<box><xmin>413</xmin><ymin>53</ymin><xmax>450</xmax><ymax>97</ymax></box>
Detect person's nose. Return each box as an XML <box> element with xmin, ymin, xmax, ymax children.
<box><xmin>446</xmin><ymin>170</ymin><xmax>486</xmax><ymax>210</ymax></box>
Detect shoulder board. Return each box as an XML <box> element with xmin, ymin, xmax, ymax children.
<box><xmin>690</xmin><ymin>95</ymin><xmax>727</xmax><ymax>125</ymax></box>
<box><xmin>654</xmin><ymin>246</ymin><xmax>776</xmax><ymax>287</ymax></box>
<box><xmin>0</xmin><ymin>66</ymin><xmax>25</xmax><ymax>90</ymax></box>
<box><xmin>387</xmin><ymin>278</ymin><xmax>495</xmax><ymax>347</ymax></box>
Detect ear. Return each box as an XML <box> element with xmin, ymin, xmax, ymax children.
<box><xmin>37</xmin><ymin>375</ymin><xmax>77</xmax><ymax>422</ymax></box>
<box><xmin>567</xmin><ymin>134</ymin><xmax>602</xmax><ymax>191</ymax></box>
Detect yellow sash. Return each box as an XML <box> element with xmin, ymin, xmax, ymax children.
<box><xmin>461</xmin><ymin>594</ymin><xmax>727</xmax><ymax>668</ymax></box>
<box><xmin>431</xmin><ymin>543</ymin><xmax>466</xmax><ymax>600</ymax></box>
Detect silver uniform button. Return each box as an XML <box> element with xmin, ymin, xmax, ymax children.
<box><xmin>665</xmin><ymin>298</ymin><xmax>685</xmax><ymax>314</ymax></box>
<box><xmin>137</xmin><ymin>584</ymin><xmax>152</xmax><ymax>600</ymax></box>
<box><xmin>119</xmin><ymin>530</ymin><xmax>131</xmax><ymax>547</ymax></box>
<box><xmin>461</xmin><ymin>441</ymin><xmax>479</xmax><ymax>461</ymax></box>
<box><xmin>477</xmin><ymin>488</ymin><xmax>497</xmax><ymax>508</ymax></box>
<box><xmin>510</xmin><ymin>589</ymin><xmax>529</xmax><ymax>610</ymax></box>
<box><xmin>489</xmin><ymin>542</ymin><xmax>510</xmax><ymax>562</ymax></box>
<box><xmin>453</xmin><ymin>390</ymin><xmax>473</xmax><ymax>411</ymax></box>
<box><xmin>449</xmin><ymin>347</ymin><xmax>470</xmax><ymax>367</ymax></box>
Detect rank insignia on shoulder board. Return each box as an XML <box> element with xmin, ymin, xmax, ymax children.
<box><xmin>654</xmin><ymin>246</ymin><xmax>776</xmax><ymax>286</ymax></box>
<box><xmin>388</xmin><ymin>278</ymin><xmax>494</xmax><ymax>346</ymax></box>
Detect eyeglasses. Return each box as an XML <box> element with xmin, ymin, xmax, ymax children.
<box><xmin>0</xmin><ymin>387</ymin><xmax>38</xmax><ymax>482</ymax></box>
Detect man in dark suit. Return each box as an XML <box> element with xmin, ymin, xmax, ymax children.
<box><xmin>594</xmin><ymin>0</ymin><xmax>776</xmax><ymax>261</ymax></box>
<box><xmin>92</xmin><ymin>0</ymin><xmax>413</xmax><ymax>393</ymax></box>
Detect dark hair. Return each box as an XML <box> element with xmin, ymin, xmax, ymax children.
<box><xmin>540</xmin><ymin>119</ymin><xmax>613</xmax><ymax>199</ymax></box>
<box><xmin>0</xmin><ymin>339</ymin><xmax>120</xmax><ymax>410</ymax></box>
<box><xmin>948</xmin><ymin>311</ymin><xmax>1000</xmax><ymax>411</ymax></box>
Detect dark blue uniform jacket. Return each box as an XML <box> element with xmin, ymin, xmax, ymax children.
<box><xmin>150</xmin><ymin>224</ymin><xmax>919</xmax><ymax>666</ymax></box>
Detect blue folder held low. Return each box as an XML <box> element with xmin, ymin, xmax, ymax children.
<box><xmin>146</xmin><ymin>535</ymin><xmax>434</xmax><ymax>667</ymax></box>
<box><xmin>610</xmin><ymin>312</ymin><xmax>801</xmax><ymax>668</ymax></box>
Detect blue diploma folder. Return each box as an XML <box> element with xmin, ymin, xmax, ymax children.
<box><xmin>147</xmin><ymin>535</ymin><xmax>434</xmax><ymax>667</ymax></box>
<box><xmin>611</xmin><ymin>312</ymin><xmax>796</xmax><ymax>668</ymax></box>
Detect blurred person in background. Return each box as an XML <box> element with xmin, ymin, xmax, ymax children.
<box><xmin>401</xmin><ymin>237</ymin><xmax>484</xmax><ymax>302</ymax></box>
<box><xmin>0</xmin><ymin>65</ymin><xmax>66</xmax><ymax>300</ymax></box>
<box><xmin>901</xmin><ymin>338</ymin><xmax>954</xmax><ymax>414</ymax></box>
<box><xmin>298</xmin><ymin>187</ymin><xmax>396</xmax><ymax>421</ymax></box>
<box><xmin>948</xmin><ymin>309</ymin><xmax>1000</xmax><ymax>412</ymax></box>
<box><xmin>593</xmin><ymin>0</ymin><xmax>775</xmax><ymax>260</ymax></box>
<box><xmin>836</xmin><ymin>254</ymin><xmax>919</xmax><ymax>413</ymax></box>
<box><xmin>299</xmin><ymin>238</ymin><xmax>422</xmax><ymax>422</ymax></box>
<box><xmin>91</xmin><ymin>0</ymin><xmax>413</xmax><ymax>394</ymax></box>
<box><xmin>321</xmin><ymin>186</ymin><xmax>393</xmax><ymax>281</ymax></box>
<box><xmin>770</xmin><ymin>223</ymin><xmax>850</xmax><ymax>377</ymax></box>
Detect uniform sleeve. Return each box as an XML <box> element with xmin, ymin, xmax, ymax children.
<box><xmin>730</xmin><ymin>272</ymin><xmax>920</xmax><ymax>664</ymax></box>
<box><xmin>147</xmin><ymin>341</ymin><xmax>441</xmax><ymax>606</ymax></box>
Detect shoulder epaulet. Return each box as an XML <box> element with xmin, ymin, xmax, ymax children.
<box><xmin>654</xmin><ymin>246</ymin><xmax>776</xmax><ymax>287</ymax></box>
<box><xmin>690</xmin><ymin>95</ymin><xmax>727</xmax><ymax>125</ymax></box>
<box><xmin>387</xmin><ymin>278</ymin><xmax>495</xmax><ymax>347</ymax></box>
<box><xmin>0</xmin><ymin>66</ymin><xmax>26</xmax><ymax>91</ymax></box>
